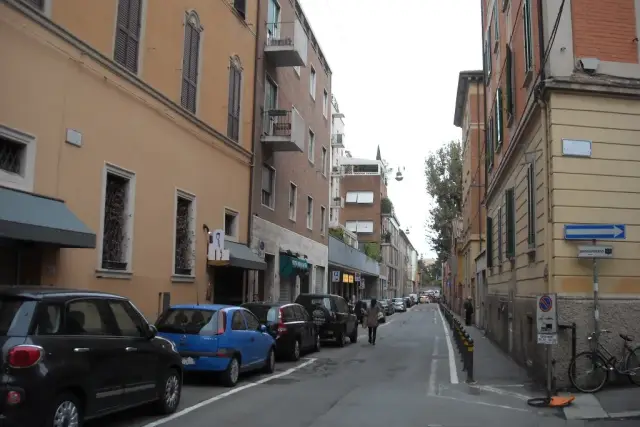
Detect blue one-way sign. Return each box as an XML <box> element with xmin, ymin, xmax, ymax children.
<box><xmin>564</xmin><ymin>224</ymin><xmax>626</xmax><ymax>240</ymax></box>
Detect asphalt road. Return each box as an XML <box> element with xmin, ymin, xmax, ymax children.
<box><xmin>88</xmin><ymin>304</ymin><xmax>637</xmax><ymax>427</ymax></box>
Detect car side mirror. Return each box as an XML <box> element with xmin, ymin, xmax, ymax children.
<box><xmin>259</xmin><ymin>324</ymin><xmax>267</xmax><ymax>333</ymax></box>
<box><xmin>147</xmin><ymin>324</ymin><xmax>158</xmax><ymax>339</ymax></box>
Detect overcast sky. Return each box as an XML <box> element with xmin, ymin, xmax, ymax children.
<box><xmin>299</xmin><ymin>0</ymin><xmax>483</xmax><ymax>258</ymax></box>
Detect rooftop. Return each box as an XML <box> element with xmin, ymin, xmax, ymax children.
<box><xmin>453</xmin><ymin>70</ymin><xmax>484</xmax><ymax>128</ymax></box>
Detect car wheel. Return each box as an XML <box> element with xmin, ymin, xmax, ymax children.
<box><xmin>263</xmin><ymin>347</ymin><xmax>276</xmax><ymax>373</ymax></box>
<box><xmin>222</xmin><ymin>356</ymin><xmax>240</xmax><ymax>387</ymax></box>
<box><xmin>291</xmin><ymin>339</ymin><xmax>301</xmax><ymax>361</ymax></box>
<box><xmin>154</xmin><ymin>368</ymin><xmax>181</xmax><ymax>415</ymax></box>
<box><xmin>337</xmin><ymin>330</ymin><xmax>346</xmax><ymax>347</ymax></box>
<box><xmin>314</xmin><ymin>333</ymin><xmax>321</xmax><ymax>352</ymax></box>
<box><xmin>349</xmin><ymin>327</ymin><xmax>358</xmax><ymax>343</ymax></box>
<box><xmin>46</xmin><ymin>392</ymin><xmax>82</xmax><ymax>427</ymax></box>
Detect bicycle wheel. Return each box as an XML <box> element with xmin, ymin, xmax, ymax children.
<box><xmin>624</xmin><ymin>347</ymin><xmax>640</xmax><ymax>386</ymax></box>
<box><xmin>569</xmin><ymin>351</ymin><xmax>609</xmax><ymax>393</ymax></box>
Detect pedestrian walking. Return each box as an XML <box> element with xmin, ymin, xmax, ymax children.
<box><xmin>464</xmin><ymin>296</ymin><xmax>474</xmax><ymax>326</ymax></box>
<box><xmin>366</xmin><ymin>298</ymin><xmax>381</xmax><ymax>345</ymax></box>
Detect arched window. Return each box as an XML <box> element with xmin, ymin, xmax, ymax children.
<box><xmin>227</xmin><ymin>55</ymin><xmax>243</xmax><ymax>142</ymax></box>
<box><xmin>181</xmin><ymin>11</ymin><xmax>203</xmax><ymax>113</ymax></box>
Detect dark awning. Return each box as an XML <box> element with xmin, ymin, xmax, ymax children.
<box><xmin>226</xmin><ymin>240</ymin><xmax>266</xmax><ymax>270</ymax></box>
<box><xmin>0</xmin><ymin>186</ymin><xmax>96</xmax><ymax>248</ymax></box>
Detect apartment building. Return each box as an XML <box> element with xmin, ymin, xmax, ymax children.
<box><xmin>481</xmin><ymin>0</ymin><xmax>640</xmax><ymax>384</ymax></box>
<box><xmin>453</xmin><ymin>70</ymin><xmax>486</xmax><ymax>325</ymax></box>
<box><xmin>249</xmin><ymin>0</ymin><xmax>331</xmax><ymax>303</ymax></box>
<box><xmin>0</xmin><ymin>0</ymin><xmax>261</xmax><ymax>317</ymax></box>
<box><xmin>398</xmin><ymin>229</ymin><xmax>416</xmax><ymax>298</ymax></box>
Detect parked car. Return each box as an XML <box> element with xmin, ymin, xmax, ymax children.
<box><xmin>156</xmin><ymin>304</ymin><xmax>275</xmax><ymax>387</ymax></box>
<box><xmin>419</xmin><ymin>295</ymin><xmax>428</xmax><ymax>304</ymax></box>
<box><xmin>0</xmin><ymin>286</ymin><xmax>183</xmax><ymax>427</ymax></box>
<box><xmin>380</xmin><ymin>299</ymin><xmax>395</xmax><ymax>316</ymax></box>
<box><xmin>392</xmin><ymin>297</ymin><xmax>407</xmax><ymax>312</ymax></box>
<box><xmin>294</xmin><ymin>294</ymin><xmax>358</xmax><ymax>347</ymax></box>
<box><xmin>241</xmin><ymin>302</ymin><xmax>320</xmax><ymax>360</ymax></box>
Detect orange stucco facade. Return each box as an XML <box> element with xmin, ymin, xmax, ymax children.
<box><xmin>0</xmin><ymin>0</ymin><xmax>257</xmax><ymax>319</ymax></box>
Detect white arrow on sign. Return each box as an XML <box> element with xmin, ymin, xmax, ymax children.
<box><xmin>565</xmin><ymin>225</ymin><xmax>624</xmax><ymax>238</ymax></box>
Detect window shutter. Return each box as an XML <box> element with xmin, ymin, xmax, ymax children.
<box><xmin>505</xmin><ymin>45</ymin><xmax>514</xmax><ymax>116</ymax></box>
<box><xmin>486</xmin><ymin>217</ymin><xmax>493</xmax><ymax>268</ymax></box>
<box><xmin>495</xmin><ymin>88</ymin><xmax>503</xmax><ymax>148</ymax></box>
<box><xmin>527</xmin><ymin>163</ymin><xmax>536</xmax><ymax>247</ymax></box>
<box><xmin>487</xmin><ymin>32</ymin><xmax>492</xmax><ymax>76</ymax></box>
<box><xmin>227</xmin><ymin>65</ymin><xmax>242</xmax><ymax>141</ymax></box>
<box><xmin>505</xmin><ymin>188</ymin><xmax>515</xmax><ymax>257</ymax></box>
<box><xmin>234</xmin><ymin>0</ymin><xmax>246</xmax><ymax>19</ymax></box>
<box><xmin>114</xmin><ymin>0</ymin><xmax>142</xmax><ymax>73</ymax></box>
<box><xmin>26</xmin><ymin>0</ymin><xmax>44</xmax><ymax>10</ymax></box>
<box><xmin>181</xmin><ymin>22</ymin><xmax>200</xmax><ymax>113</ymax></box>
<box><xmin>261</xmin><ymin>166</ymin><xmax>271</xmax><ymax>192</ymax></box>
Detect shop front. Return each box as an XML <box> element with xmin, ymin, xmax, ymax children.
<box><xmin>0</xmin><ymin>186</ymin><xmax>96</xmax><ymax>286</ymax></box>
<box><xmin>328</xmin><ymin>236</ymin><xmax>380</xmax><ymax>302</ymax></box>
<box><xmin>278</xmin><ymin>251</ymin><xmax>309</xmax><ymax>302</ymax></box>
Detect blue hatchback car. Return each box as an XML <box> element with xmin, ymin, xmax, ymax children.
<box><xmin>155</xmin><ymin>304</ymin><xmax>276</xmax><ymax>387</ymax></box>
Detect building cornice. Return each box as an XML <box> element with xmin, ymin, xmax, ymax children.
<box><xmin>453</xmin><ymin>70</ymin><xmax>484</xmax><ymax>128</ymax></box>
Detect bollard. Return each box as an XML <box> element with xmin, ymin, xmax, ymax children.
<box><xmin>466</xmin><ymin>338</ymin><xmax>475</xmax><ymax>384</ymax></box>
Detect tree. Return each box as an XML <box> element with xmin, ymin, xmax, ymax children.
<box><xmin>424</xmin><ymin>140</ymin><xmax>463</xmax><ymax>264</ymax></box>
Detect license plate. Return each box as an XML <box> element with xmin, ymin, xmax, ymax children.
<box><xmin>182</xmin><ymin>357</ymin><xmax>196</xmax><ymax>366</ymax></box>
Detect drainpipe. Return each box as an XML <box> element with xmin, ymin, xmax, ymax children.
<box><xmin>476</xmin><ymin>76</ymin><xmax>482</xmax><ymax>253</ymax></box>
<box><xmin>246</xmin><ymin>2</ymin><xmax>262</xmax><ymax>300</ymax></box>
<box><xmin>480</xmin><ymin>0</ymin><xmax>488</xmax><ymax>211</ymax></box>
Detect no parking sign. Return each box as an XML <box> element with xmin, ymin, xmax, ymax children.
<box><xmin>536</xmin><ymin>294</ymin><xmax>558</xmax><ymax>344</ymax></box>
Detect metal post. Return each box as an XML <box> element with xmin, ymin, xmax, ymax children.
<box><xmin>466</xmin><ymin>338</ymin><xmax>475</xmax><ymax>384</ymax></box>
<box><xmin>592</xmin><ymin>238</ymin><xmax>600</xmax><ymax>342</ymax></box>
<box><xmin>546</xmin><ymin>344</ymin><xmax>552</xmax><ymax>398</ymax></box>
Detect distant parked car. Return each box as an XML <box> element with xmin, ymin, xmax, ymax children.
<box><xmin>0</xmin><ymin>286</ymin><xmax>183</xmax><ymax>427</ymax></box>
<box><xmin>392</xmin><ymin>297</ymin><xmax>407</xmax><ymax>312</ymax></box>
<box><xmin>295</xmin><ymin>294</ymin><xmax>358</xmax><ymax>347</ymax></box>
<box><xmin>156</xmin><ymin>304</ymin><xmax>275</xmax><ymax>387</ymax></box>
<box><xmin>241</xmin><ymin>301</ymin><xmax>320</xmax><ymax>360</ymax></box>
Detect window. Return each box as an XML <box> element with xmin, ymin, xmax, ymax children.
<box><xmin>497</xmin><ymin>206</ymin><xmax>503</xmax><ymax>262</ymax></box>
<box><xmin>227</xmin><ymin>57</ymin><xmax>242</xmax><ymax>141</ymax></box>
<box><xmin>320</xmin><ymin>206</ymin><xmax>326</xmax><ymax>235</ymax></box>
<box><xmin>181</xmin><ymin>11</ymin><xmax>203</xmax><ymax>114</ymax></box>
<box><xmin>523</xmin><ymin>0</ymin><xmax>534</xmax><ymax>73</ymax></box>
<box><xmin>493</xmin><ymin>0</ymin><xmax>499</xmax><ymax>46</ymax></box>
<box><xmin>64</xmin><ymin>300</ymin><xmax>110</xmax><ymax>336</ymax></box>
<box><xmin>505</xmin><ymin>188</ymin><xmax>516</xmax><ymax>258</ymax></box>
<box><xmin>266</xmin><ymin>0</ymin><xmax>281</xmax><ymax>39</ymax></box>
<box><xmin>224</xmin><ymin>209</ymin><xmax>239</xmax><ymax>239</ymax></box>
<box><xmin>233</xmin><ymin>0</ymin><xmax>246</xmax><ymax>19</ymax></box>
<box><xmin>0</xmin><ymin>125</ymin><xmax>36</xmax><ymax>192</ymax></box>
<box><xmin>109</xmin><ymin>301</ymin><xmax>145</xmax><ymax>337</ymax></box>
<box><xmin>243</xmin><ymin>310</ymin><xmax>260</xmax><ymax>330</ymax></box>
<box><xmin>505</xmin><ymin>45</ymin><xmax>515</xmax><ymax>121</ymax></box>
<box><xmin>114</xmin><ymin>0</ymin><xmax>142</xmax><ymax>74</ymax></box>
<box><xmin>310</xmin><ymin>66</ymin><xmax>317</xmax><ymax>99</ymax></box>
<box><xmin>308</xmin><ymin>129</ymin><xmax>315</xmax><ymax>163</ymax></box>
<box><xmin>261</xmin><ymin>164</ymin><xmax>275</xmax><ymax>208</ymax></box>
<box><xmin>486</xmin><ymin>118</ymin><xmax>494</xmax><ymax>169</ymax></box>
<box><xmin>484</xmin><ymin>34</ymin><xmax>492</xmax><ymax>78</ymax></box>
<box><xmin>345</xmin><ymin>191</ymin><xmax>374</xmax><ymax>204</ymax></box>
<box><xmin>263</xmin><ymin>77</ymin><xmax>278</xmax><ymax>133</ymax></box>
<box><xmin>289</xmin><ymin>183</ymin><xmax>297</xmax><ymax>221</ymax></box>
<box><xmin>321</xmin><ymin>147</ymin><xmax>327</xmax><ymax>176</ymax></box>
<box><xmin>345</xmin><ymin>220</ymin><xmax>374</xmax><ymax>234</ymax></box>
<box><xmin>527</xmin><ymin>162</ymin><xmax>536</xmax><ymax>248</ymax></box>
<box><xmin>306</xmin><ymin>196</ymin><xmax>313</xmax><ymax>229</ymax></box>
<box><xmin>100</xmin><ymin>164</ymin><xmax>136</xmax><ymax>272</ymax></box>
<box><xmin>323</xmin><ymin>89</ymin><xmax>328</xmax><ymax>117</ymax></box>
<box><xmin>32</xmin><ymin>303</ymin><xmax>62</xmax><ymax>335</ymax></box>
<box><xmin>25</xmin><ymin>0</ymin><xmax>44</xmax><ymax>11</ymax></box>
<box><xmin>231</xmin><ymin>311</ymin><xmax>246</xmax><ymax>330</ymax></box>
<box><xmin>174</xmin><ymin>190</ymin><xmax>196</xmax><ymax>276</ymax></box>
<box><xmin>486</xmin><ymin>217</ymin><xmax>493</xmax><ymax>268</ymax></box>
<box><xmin>495</xmin><ymin>87</ymin><xmax>503</xmax><ymax>150</ymax></box>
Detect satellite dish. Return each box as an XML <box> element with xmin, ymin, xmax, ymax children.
<box><xmin>395</xmin><ymin>171</ymin><xmax>404</xmax><ymax>181</ymax></box>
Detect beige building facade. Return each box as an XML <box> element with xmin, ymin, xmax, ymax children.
<box><xmin>481</xmin><ymin>0</ymin><xmax>640</xmax><ymax>384</ymax></box>
<box><xmin>0</xmin><ymin>0</ymin><xmax>260</xmax><ymax>319</ymax></box>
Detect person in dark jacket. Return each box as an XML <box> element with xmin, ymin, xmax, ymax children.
<box><xmin>463</xmin><ymin>297</ymin><xmax>474</xmax><ymax>326</ymax></box>
<box><xmin>354</xmin><ymin>300</ymin><xmax>366</xmax><ymax>327</ymax></box>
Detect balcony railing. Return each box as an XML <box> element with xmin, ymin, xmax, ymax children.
<box><xmin>261</xmin><ymin>108</ymin><xmax>305</xmax><ymax>152</ymax></box>
<box><xmin>331</xmin><ymin>133</ymin><xmax>345</xmax><ymax>148</ymax></box>
<box><xmin>264</xmin><ymin>20</ymin><xmax>308</xmax><ymax>67</ymax></box>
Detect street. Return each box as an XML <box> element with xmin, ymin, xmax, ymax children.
<box><xmin>82</xmin><ymin>304</ymin><xmax>640</xmax><ymax>427</ymax></box>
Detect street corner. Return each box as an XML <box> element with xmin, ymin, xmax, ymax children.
<box><xmin>86</xmin><ymin>358</ymin><xmax>317</xmax><ymax>427</ymax></box>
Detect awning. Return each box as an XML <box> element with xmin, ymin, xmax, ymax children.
<box><xmin>279</xmin><ymin>253</ymin><xmax>308</xmax><ymax>276</ymax></box>
<box><xmin>225</xmin><ymin>240</ymin><xmax>266</xmax><ymax>270</ymax></box>
<box><xmin>0</xmin><ymin>186</ymin><xmax>96</xmax><ymax>248</ymax></box>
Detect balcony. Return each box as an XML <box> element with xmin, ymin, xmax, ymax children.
<box><xmin>330</xmin><ymin>197</ymin><xmax>344</xmax><ymax>208</ymax></box>
<box><xmin>331</xmin><ymin>133</ymin><xmax>345</xmax><ymax>148</ymax></box>
<box><xmin>261</xmin><ymin>108</ymin><xmax>305</xmax><ymax>152</ymax></box>
<box><xmin>264</xmin><ymin>20</ymin><xmax>308</xmax><ymax>67</ymax></box>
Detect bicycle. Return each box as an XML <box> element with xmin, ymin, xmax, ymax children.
<box><xmin>568</xmin><ymin>329</ymin><xmax>640</xmax><ymax>393</ymax></box>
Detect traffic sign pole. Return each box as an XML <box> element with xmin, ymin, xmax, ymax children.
<box><xmin>592</xmin><ymin>238</ymin><xmax>600</xmax><ymax>343</ymax></box>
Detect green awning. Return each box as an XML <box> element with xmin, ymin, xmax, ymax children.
<box><xmin>226</xmin><ymin>240</ymin><xmax>266</xmax><ymax>270</ymax></box>
<box><xmin>279</xmin><ymin>253</ymin><xmax>308</xmax><ymax>276</ymax></box>
<box><xmin>0</xmin><ymin>186</ymin><xmax>96</xmax><ymax>248</ymax></box>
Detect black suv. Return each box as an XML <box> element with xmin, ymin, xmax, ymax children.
<box><xmin>0</xmin><ymin>286</ymin><xmax>183</xmax><ymax>427</ymax></box>
<box><xmin>294</xmin><ymin>294</ymin><xmax>358</xmax><ymax>347</ymax></box>
<box><xmin>241</xmin><ymin>302</ymin><xmax>320</xmax><ymax>360</ymax></box>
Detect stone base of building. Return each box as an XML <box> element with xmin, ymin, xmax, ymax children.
<box><xmin>484</xmin><ymin>295</ymin><xmax>640</xmax><ymax>388</ymax></box>
<box><xmin>250</xmin><ymin>216</ymin><xmax>328</xmax><ymax>303</ymax></box>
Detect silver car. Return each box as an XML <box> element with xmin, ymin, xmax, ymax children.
<box><xmin>392</xmin><ymin>298</ymin><xmax>407</xmax><ymax>312</ymax></box>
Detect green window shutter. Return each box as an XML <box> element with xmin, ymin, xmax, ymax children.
<box><xmin>493</xmin><ymin>1</ymin><xmax>500</xmax><ymax>41</ymax></box>
<box><xmin>505</xmin><ymin>46</ymin><xmax>513</xmax><ymax>116</ymax></box>
<box><xmin>505</xmin><ymin>188</ymin><xmax>516</xmax><ymax>257</ymax></box>
<box><xmin>495</xmin><ymin>88</ymin><xmax>503</xmax><ymax>149</ymax></box>
<box><xmin>497</xmin><ymin>206</ymin><xmax>503</xmax><ymax>261</ymax></box>
<box><xmin>523</xmin><ymin>0</ymin><xmax>533</xmax><ymax>72</ymax></box>
<box><xmin>486</xmin><ymin>217</ymin><xmax>493</xmax><ymax>268</ymax></box>
<box><xmin>487</xmin><ymin>32</ymin><xmax>492</xmax><ymax>76</ymax></box>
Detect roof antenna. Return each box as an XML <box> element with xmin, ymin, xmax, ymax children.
<box><xmin>200</xmin><ymin>224</ymin><xmax>211</xmax><ymax>306</ymax></box>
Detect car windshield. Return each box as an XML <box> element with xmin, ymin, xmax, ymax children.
<box><xmin>242</xmin><ymin>304</ymin><xmax>278</xmax><ymax>323</ymax></box>
<box><xmin>0</xmin><ymin>297</ymin><xmax>29</xmax><ymax>336</ymax></box>
<box><xmin>296</xmin><ymin>296</ymin><xmax>332</xmax><ymax>311</ymax></box>
<box><xmin>393</xmin><ymin>298</ymin><xmax>403</xmax><ymax>302</ymax></box>
<box><xmin>379</xmin><ymin>300</ymin><xmax>388</xmax><ymax>306</ymax></box>
<box><xmin>156</xmin><ymin>308</ymin><xmax>218</xmax><ymax>335</ymax></box>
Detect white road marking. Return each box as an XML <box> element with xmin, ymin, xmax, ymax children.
<box><xmin>430</xmin><ymin>395</ymin><xmax>530</xmax><ymax>412</ymax></box>
<box><xmin>437</xmin><ymin>306</ymin><xmax>459</xmax><ymax>384</ymax></box>
<box><xmin>427</xmin><ymin>336</ymin><xmax>440</xmax><ymax>396</ymax></box>
<box><xmin>141</xmin><ymin>358</ymin><xmax>317</xmax><ymax>427</ymax></box>
<box><xmin>470</xmin><ymin>385</ymin><xmax>533</xmax><ymax>401</ymax></box>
